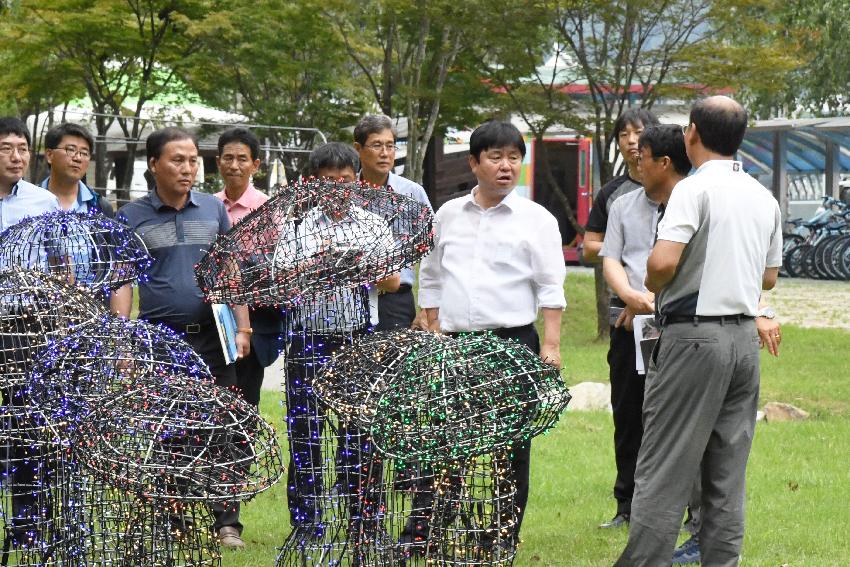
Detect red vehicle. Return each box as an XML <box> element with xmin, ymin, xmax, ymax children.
<box><xmin>520</xmin><ymin>135</ymin><xmax>593</xmax><ymax>263</ymax></box>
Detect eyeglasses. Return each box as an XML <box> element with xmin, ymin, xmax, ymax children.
<box><xmin>0</xmin><ymin>144</ymin><xmax>30</xmax><ymax>157</ymax></box>
<box><xmin>363</xmin><ymin>143</ymin><xmax>398</xmax><ymax>153</ymax></box>
<box><xmin>54</xmin><ymin>145</ymin><xmax>91</xmax><ymax>159</ymax></box>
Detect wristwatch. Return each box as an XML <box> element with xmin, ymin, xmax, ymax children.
<box><xmin>756</xmin><ymin>306</ymin><xmax>776</xmax><ymax>319</ymax></box>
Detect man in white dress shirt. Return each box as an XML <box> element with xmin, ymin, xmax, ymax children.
<box><xmin>418</xmin><ymin>120</ymin><xmax>566</xmax><ymax>546</ymax></box>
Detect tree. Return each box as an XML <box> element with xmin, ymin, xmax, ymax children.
<box><xmin>547</xmin><ymin>0</ymin><xmax>802</xmax><ymax>339</ymax></box>
<box><xmin>2</xmin><ymin>0</ymin><xmax>216</xmax><ymax>202</ymax></box>
<box><xmin>326</xmin><ymin>0</ymin><xmax>514</xmax><ymax>184</ymax></box>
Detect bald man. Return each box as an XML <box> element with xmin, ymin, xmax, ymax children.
<box><xmin>614</xmin><ymin>97</ymin><xmax>783</xmax><ymax>567</ymax></box>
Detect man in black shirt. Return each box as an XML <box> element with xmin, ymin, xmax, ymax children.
<box><xmin>583</xmin><ymin>108</ymin><xmax>660</xmax><ymax>529</ymax></box>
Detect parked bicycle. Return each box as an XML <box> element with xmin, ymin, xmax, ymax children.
<box><xmin>782</xmin><ymin>197</ymin><xmax>850</xmax><ymax>281</ymax></box>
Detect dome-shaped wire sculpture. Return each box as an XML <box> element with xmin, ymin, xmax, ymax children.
<box><xmin>0</xmin><ymin>268</ymin><xmax>105</xmax><ymax>389</ymax></box>
<box><xmin>196</xmin><ymin>178</ymin><xmax>433</xmax><ymax>306</ymax></box>
<box><xmin>27</xmin><ymin>314</ymin><xmax>212</xmax><ymax>435</ymax></box>
<box><xmin>73</xmin><ymin>379</ymin><xmax>284</xmax><ymax>502</ymax></box>
<box><xmin>0</xmin><ymin>211</ymin><xmax>152</xmax><ymax>294</ymax></box>
<box><xmin>315</xmin><ymin>330</ymin><xmax>571</xmax><ymax>462</ymax></box>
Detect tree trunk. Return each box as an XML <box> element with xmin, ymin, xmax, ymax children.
<box><xmin>594</xmin><ymin>263</ymin><xmax>610</xmax><ymax>340</ymax></box>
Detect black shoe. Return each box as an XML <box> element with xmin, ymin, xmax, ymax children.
<box><xmin>598</xmin><ymin>512</ymin><xmax>629</xmax><ymax>529</ymax></box>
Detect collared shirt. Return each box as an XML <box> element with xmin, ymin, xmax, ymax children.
<box><xmin>214</xmin><ymin>183</ymin><xmax>268</xmax><ymax>226</ymax></box>
<box><xmin>600</xmin><ymin>188</ymin><xmax>661</xmax><ymax>293</ymax></box>
<box><xmin>360</xmin><ymin>171</ymin><xmax>433</xmax><ymax>286</ymax></box>
<box><xmin>585</xmin><ymin>174</ymin><xmax>642</xmax><ymax>233</ymax></box>
<box><xmin>656</xmin><ymin>160</ymin><xmax>782</xmax><ymax>317</ymax></box>
<box><xmin>418</xmin><ymin>187</ymin><xmax>566</xmax><ymax>332</ymax></box>
<box><xmin>279</xmin><ymin>206</ymin><xmax>395</xmax><ymax>331</ymax></box>
<box><xmin>39</xmin><ymin>177</ymin><xmax>113</xmax><ymax>217</ymax></box>
<box><xmin>0</xmin><ymin>179</ymin><xmax>60</xmax><ymax>232</ymax></box>
<box><xmin>117</xmin><ymin>189</ymin><xmax>230</xmax><ymax>324</ymax></box>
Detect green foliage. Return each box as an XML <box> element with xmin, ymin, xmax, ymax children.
<box><xmin>184</xmin><ymin>0</ymin><xmax>372</xmax><ymax>143</ymax></box>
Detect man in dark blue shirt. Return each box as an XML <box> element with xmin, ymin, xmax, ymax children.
<box><xmin>110</xmin><ymin>127</ymin><xmax>251</xmax><ymax>548</ymax></box>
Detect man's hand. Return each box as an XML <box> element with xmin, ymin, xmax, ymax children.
<box><xmin>410</xmin><ymin>310</ymin><xmax>430</xmax><ymax>331</ymax></box>
<box><xmin>756</xmin><ymin>317</ymin><xmax>781</xmax><ymax>357</ymax></box>
<box><xmin>615</xmin><ymin>306</ymin><xmax>637</xmax><ymax>332</ymax></box>
<box><xmin>540</xmin><ymin>342</ymin><xmax>561</xmax><ymax>369</ymax></box>
<box><xmin>623</xmin><ymin>289</ymin><xmax>655</xmax><ymax>315</ymax></box>
<box><xmin>236</xmin><ymin>330</ymin><xmax>251</xmax><ymax>359</ymax></box>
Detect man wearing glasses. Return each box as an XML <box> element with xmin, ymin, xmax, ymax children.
<box><xmin>0</xmin><ymin>117</ymin><xmax>59</xmax><ymax>231</ymax></box>
<box><xmin>41</xmin><ymin>122</ymin><xmax>113</xmax><ymax>217</ymax></box>
<box><xmin>353</xmin><ymin>114</ymin><xmax>432</xmax><ymax>330</ymax></box>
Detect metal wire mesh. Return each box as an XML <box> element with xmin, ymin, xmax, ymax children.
<box><xmin>77</xmin><ymin>482</ymin><xmax>221</xmax><ymax>567</ymax></box>
<box><xmin>0</xmin><ymin>405</ymin><xmax>85</xmax><ymax>565</ymax></box>
<box><xmin>275</xmin><ymin>288</ymin><xmax>378</xmax><ymax>565</ymax></box>
<box><xmin>27</xmin><ymin>314</ymin><xmax>212</xmax><ymax>441</ymax></box>
<box><xmin>0</xmin><ymin>269</ymin><xmax>105</xmax><ymax>390</ymax></box>
<box><xmin>196</xmin><ymin>178</ymin><xmax>433</xmax><ymax>306</ymax></box>
<box><xmin>315</xmin><ymin>330</ymin><xmax>572</xmax><ymax>462</ymax></box>
<box><xmin>73</xmin><ymin>378</ymin><xmax>284</xmax><ymax>503</ymax></box>
<box><xmin>0</xmin><ymin>211</ymin><xmax>152</xmax><ymax>294</ymax></box>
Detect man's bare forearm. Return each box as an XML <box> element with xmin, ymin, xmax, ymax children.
<box><xmin>110</xmin><ymin>284</ymin><xmax>133</xmax><ymax>318</ymax></box>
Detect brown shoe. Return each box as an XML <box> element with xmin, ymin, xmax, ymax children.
<box><xmin>218</xmin><ymin>526</ymin><xmax>245</xmax><ymax>549</ymax></box>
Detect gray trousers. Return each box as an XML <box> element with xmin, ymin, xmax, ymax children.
<box><xmin>614</xmin><ymin>318</ymin><xmax>760</xmax><ymax>567</ymax></box>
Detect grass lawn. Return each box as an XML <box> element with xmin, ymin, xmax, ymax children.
<box><xmin>223</xmin><ymin>272</ymin><xmax>850</xmax><ymax>566</ymax></box>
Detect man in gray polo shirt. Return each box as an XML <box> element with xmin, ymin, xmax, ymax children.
<box><xmin>615</xmin><ymin>96</ymin><xmax>783</xmax><ymax>567</ymax></box>
<box><xmin>600</xmin><ymin>124</ymin><xmax>692</xmax><ymax>537</ymax></box>
<box><xmin>110</xmin><ymin>127</ymin><xmax>251</xmax><ymax>548</ymax></box>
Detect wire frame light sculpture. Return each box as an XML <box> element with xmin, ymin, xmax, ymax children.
<box><xmin>0</xmin><ymin>268</ymin><xmax>105</xmax><ymax>390</ymax></box>
<box><xmin>0</xmin><ymin>211</ymin><xmax>152</xmax><ymax>295</ymax></box>
<box><xmin>393</xmin><ymin>452</ymin><xmax>518</xmax><ymax>567</ymax></box>
<box><xmin>316</xmin><ymin>330</ymin><xmax>572</xmax><ymax>462</ymax></box>
<box><xmin>196</xmin><ymin>178</ymin><xmax>433</xmax><ymax>306</ymax></box>
<box><xmin>27</xmin><ymin>314</ymin><xmax>212</xmax><ymax>438</ymax></box>
<box><xmin>73</xmin><ymin>378</ymin><xmax>284</xmax><ymax>503</ymax></box>
<box><xmin>275</xmin><ymin>287</ymin><xmax>388</xmax><ymax>566</ymax></box>
<box><xmin>0</xmin><ymin>405</ymin><xmax>86</xmax><ymax>565</ymax></box>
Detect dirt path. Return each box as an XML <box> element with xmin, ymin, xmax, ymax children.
<box><xmin>763</xmin><ymin>278</ymin><xmax>850</xmax><ymax>329</ymax></box>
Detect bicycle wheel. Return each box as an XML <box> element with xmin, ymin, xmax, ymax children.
<box><xmin>812</xmin><ymin>236</ymin><xmax>838</xmax><ymax>279</ymax></box>
<box><xmin>783</xmin><ymin>244</ymin><xmax>809</xmax><ymax>278</ymax></box>
<box><xmin>821</xmin><ymin>235</ymin><xmax>847</xmax><ymax>280</ymax></box>
<box><xmin>800</xmin><ymin>246</ymin><xmax>821</xmax><ymax>279</ymax></box>
<box><xmin>835</xmin><ymin>237</ymin><xmax>850</xmax><ymax>280</ymax></box>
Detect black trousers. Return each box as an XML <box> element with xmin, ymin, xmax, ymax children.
<box><xmin>405</xmin><ymin>324</ymin><xmax>539</xmax><ymax>543</ymax></box>
<box><xmin>150</xmin><ymin>320</ymin><xmax>241</xmax><ymax>533</ymax></box>
<box><xmin>376</xmin><ymin>285</ymin><xmax>416</xmax><ymax>331</ymax></box>
<box><xmin>608</xmin><ymin>324</ymin><xmax>646</xmax><ymax>516</ymax></box>
<box><xmin>235</xmin><ymin>348</ymin><xmax>264</xmax><ymax>407</ymax></box>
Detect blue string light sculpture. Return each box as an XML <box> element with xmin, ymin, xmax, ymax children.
<box><xmin>196</xmin><ymin>178</ymin><xmax>433</xmax><ymax>306</ymax></box>
<box><xmin>0</xmin><ymin>211</ymin><xmax>152</xmax><ymax>295</ymax></box>
<box><xmin>0</xmin><ymin>269</ymin><xmax>104</xmax><ymax>565</ymax></box>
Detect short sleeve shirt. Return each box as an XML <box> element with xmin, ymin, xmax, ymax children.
<box><xmin>0</xmin><ymin>180</ymin><xmax>60</xmax><ymax>231</ymax></box>
<box><xmin>599</xmin><ymin>188</ymin><xmax>661</xmax><ymax>293</ymax></box>
<box><xmin>656</xmin><ymin>160</ymin><xmax>782</xmax><ymax>317</ymax></box>
<box><xmin>585</xmin><ymin>174</ymin><xmax>642</xmax><ymax>233</ymax></box>
<box><xmin>117</xmin><ymin>189</ymin><xmax>230</xmax><ymax>324</ymax></box>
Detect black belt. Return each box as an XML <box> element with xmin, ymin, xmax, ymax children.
<box><xmin>383</xmin><ymin>283</ymin><xmax>412</xmax><ymax>294</ymax></box>
<box><xmin>149</xmin><ymin>319</ymin><xmax>215</xmax><ymax>335</ymax></box>
<box><xmin>658</xmin><ymin>314</ymin><xmax>754</xmax><ymax>326</ymax></box>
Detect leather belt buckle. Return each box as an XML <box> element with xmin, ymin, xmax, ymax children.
<box><xmin>185</xmin><ymin>323</ymin><xmax>201</xmax><ymax>334</ymax></box>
